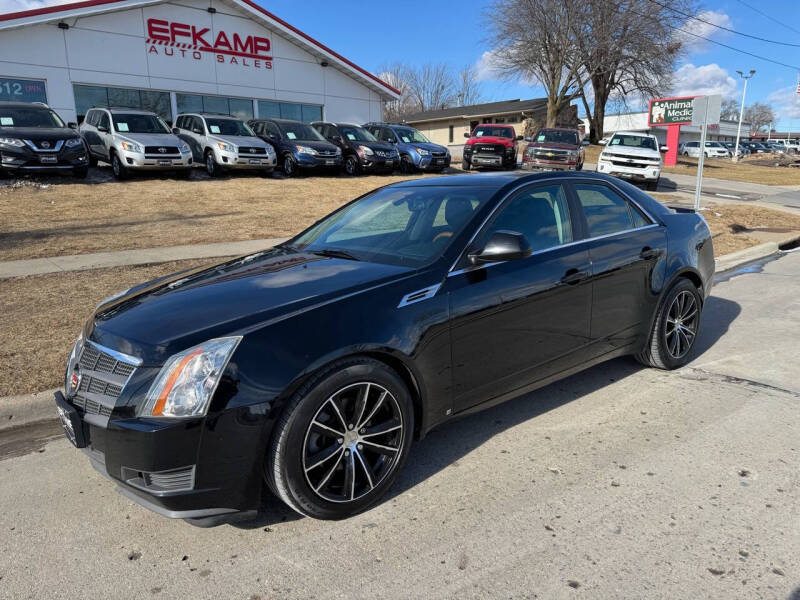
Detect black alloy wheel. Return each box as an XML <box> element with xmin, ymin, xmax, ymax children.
<box><xmin>400</xmin><ymin>156</ymin><xmax>415</xmax><ymax>174</ymax></box>
<box><xmin>266</xmin><ymin>357</ymin><xmax>413</xmax><ymax>519</ymax></box>
<box><xmin>461</xmin><ymin>158</ymin><xmax>470</xmax><ymax>171</ymax></box>
<box><xmin>111</xmin><ymin>153</ymin><xmax>127</xmax><ymax>180</ymax></box>
<box><xmin>283</xmin><ymin>155</ymin><xmax>297</xmax><ymax>177</ymax></box>
<box><xmin>73</xmin><ymin>166</ymin><xmax>89</xmax><ymax>179</ymax></box>
<box><xmin>344</xmin><ymin>155</ymin><xmax>359</xmax><ymax>176</ymax></box>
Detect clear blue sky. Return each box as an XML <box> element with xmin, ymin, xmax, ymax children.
<box><xmin>264</xmin><ymin>0</ymin><xmax>800</xmax><ymax>131</ymax></box>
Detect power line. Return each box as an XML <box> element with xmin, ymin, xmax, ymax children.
<box><xmin>645</xmin><ymin>0</ymin><xmax>800</xmax><ymax>48</ymax></box>
<box><xmin>734</xmin><ymin>0</ymin><xmax>800</xmax><ymax>37</ymax></box>
<box><xmin>627</xmin><ymin>6</ymin><xmax>800</xmax><ymax>71</ymax></box>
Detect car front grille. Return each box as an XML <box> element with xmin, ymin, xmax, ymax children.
<box><xmin>473</xmin><ymin>144</ymin><xmax>504</xmax><ymax>155</ymax></box>
<box><xmin>610</xmin><ymin>159</ymin><xmax>650</xmax><ymax>169</ymax></box>
<box><xmin>144</xmin><ymin>146</ymin><xmax>179</xmax><ymax>154</ymax></box>
<box><xmin>237</xmin><ymin>146</ymin><xmax>266</xmax><ymax>155</ymax></box>
<box><xmin>71</xmin><ymin>342</ymin><xmax>137</xmax><ymax>417</ymax></box>
<box><xmin>532</xmin><ymin>149</ymin><xmax>569</xmax><ymax>161</ymax></box>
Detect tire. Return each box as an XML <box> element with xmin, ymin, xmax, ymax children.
<box><xmin>73</xmin><ymin>166</ymin><xmax>89</xmax><ymax>179</ymax></box>
<box><xmin>266</xmin><ymin>357</ymin><xmax>414</xmax><ymax>520</ymax></box>
<box><xmin>645</xmin><ymin>177</ymin><xmax>659</xmax><ymax>191</ymax></box>
<box><xmin>175</xmin><ymin>168</ymin><xmax>192</xmax><ymax>180</ymax></box>
<box><xmin>344</xmin><ymin>154</ymin><xmax>359</xmax><ymax>176</ymax></box>
<box><xmin>461</xmin><ymin>158</ymin><xmax>470</xmax><ymax>171</ymax></box>
<box><xmin>283</xmin><ymin>154</ymin><xmax>297</xmax><ymax>177</ymax></box>
<box><xmin>88</xmin><ymin>154</ymin><xmax>98</xmax><ymax>168</ymax></box>
<box><xmin>205</xmin><ymin>151</ymin><xmax>220</xmax><ymax>177</ymax></box>
<box><xmin>110</xmin><ymin>152</ymin><xmax>128</xmax><ymax>180</ymax></box>
<box><xmin>636</xmin><ymin>278</ymin><xmax>703</xmax><ymax>370</ymax></box>
<box><xmin>400</xmin><ymin>156</ymin><xmax>415</xmax><ymax>174</ymax></box>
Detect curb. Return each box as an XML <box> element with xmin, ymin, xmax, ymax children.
<box><xmin>714</xmin><ymin>232</ymin><xmax>800</xmax><ymax>274</ymax></box>
<box><xmin>0</xmin><ymin>389</ymin><xmax>59</xmax><ymax>433</ymax></box>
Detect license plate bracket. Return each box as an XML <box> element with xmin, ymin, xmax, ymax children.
<box><xmin>325</xmin><ymin>159</ymin><xmax>335</xmax><ymax>165</ymax></box>
<box><xmin>54</xmin><ymin>391</ymin><xmax>87</xmax><ymax>448</ymax></box>
<box><xmin>40</xmin><ymin>156</ymin><xmax>58</xmax><ymax>164</ymax></box>
<box><xmin>158</xmin><ymin>159</ymin><xmax>171</xmax><ymax>167</ymax></box>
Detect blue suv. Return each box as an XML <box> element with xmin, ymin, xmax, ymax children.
<box><xmin>364</xmin><ymin>122</ymin><xmax>450</xmax><ymax>173</ymax></box>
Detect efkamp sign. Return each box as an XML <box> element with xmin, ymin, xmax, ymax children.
<box><xmin>648</xmin><ymin>96</ymin><xmax>697</xmax><ymax>126</ymax></box>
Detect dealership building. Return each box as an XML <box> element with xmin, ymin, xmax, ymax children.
<box><xmin>0</xmin><ymin>0</ymin><xmax>399</xmax><ymax>125</ymax></box>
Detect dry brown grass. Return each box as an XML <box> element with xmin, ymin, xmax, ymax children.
<box><xmin>661</xmin><ymin>156</ymin><xmax>800</xmax><ymax>186</ymax></box>
<box><xmin>0</xmin><ymin>171</ymin><xmax>438</xmax><ymax>262</ymax></box>
<box><xmin>0</xmin><ymin>258</ymin><xmax>226</xmax><ymax>397</ymax></box>
<box><xmin>701</xmin><ymin>203</ymin><xmax>800</xmax><ymax>255</ymax></box>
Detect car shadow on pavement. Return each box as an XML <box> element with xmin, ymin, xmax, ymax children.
<box><xmin>236</xmin><ymin>294</ymin><xmax>740</xmax><ymax>529</ymax></box>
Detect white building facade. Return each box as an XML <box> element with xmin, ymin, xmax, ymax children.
<box><xmin>0</xmin><ymin>0</ymin><xmax>398</xmax><ymax>124</ymax></box>
<box><xmin>581</xmin><ymin>112</ymin><xmax>751</xmax><ymax>144</ymax></box>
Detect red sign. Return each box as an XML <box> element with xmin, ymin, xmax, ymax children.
<box><xmin>146</xmin><ymin>18</ymin><xmax>272</xmax><ymax>69</ymax></box>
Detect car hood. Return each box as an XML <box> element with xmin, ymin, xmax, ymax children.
<box><xmin>602</xmin><ymin>145</ymin><xmax>660</xmax><ymax>158</ymax></box>
<box><xmin>409</xmin><ymin>142</ymin><xmax>447</xmax><ymax>153</ymax></box>
<box><xmin>287</xmin><ymin>139</ymin><xmax>338</xmax><ymax>151</ymax></box>
<box><xmin>527</xmin><ymin>141</ymin><xmax>578</xmax><ymax>150</ymax></box>
<box><xmin>1</xmin><ymin>127</ymin><xmax>80</xmax><ymax>142</ymax></box>
<box><xmin>119</xmin><ymin>132</ymin><xmax>183</xmax><ymax>146</ymax></box>
<box><xmin>89</xmin><ymin>249</ymin><xmax>414</xmax><ymax>364</ymax></box>
<box><xmin>359</xmin><ymin>141</ymin><xmax>396</xmax><ymax>152</ymax></box>
<box><xmin>468</xmin><ymin>136</ymin><xmax>514</xmax><ymax>146</ymax></box>
<box><xmin>210</xmin><ymin>134</ymin><xmax>268</xmax><ymax>147</ymax></box>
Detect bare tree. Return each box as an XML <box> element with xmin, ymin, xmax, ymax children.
<box><xmin>744</xmin><ymin>102</ymin><xmax>776</xmax><ymax>133</ymax></box>
<box><xmin>485</xmin><ymin>0</ymin><xmax>584</xmax><ymax>127</ymax></box>
<box><xmin>720</xmin><ymin>97</ymin><xmax>740</xmax><ymax>121</ymax></box>
<box><xmin>573</xmin><ymin>0</ymin><xmax>693</xmax><ymax>143</ymax></box>
<box><xmin>454</xmin><ymin>64</ymin><xmax>484</xmax><ymax>106</ymax></box>
<box><xmin>378</xmin><ymin>63</ymin><xmax>415</xmax><ymax>122</ymax></box>
<box><xmin>403</xmin><ymin>63</ymin><xmax>456</xmax><ymax>112</ymax></box>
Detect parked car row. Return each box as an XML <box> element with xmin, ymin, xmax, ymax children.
<box><xmin>0</xmin><ymin>101</ymin><xmax>453</xmax><ymax>181</ymax></box>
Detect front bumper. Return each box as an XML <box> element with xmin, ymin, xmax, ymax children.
<box><xmin>296</xmin><ymin>153</ymin><xmax>342</xmax><ymax>169</ymax></box>
<box><xmin>596</xmin><ymin>160</ymin><xmax>660</xmax><ymax>182</ymax></box>
<box><xmin>0</xmin><ymin>146</ymin><xmax>88</xmax><ymax>173</ymax></box>
<box><xmin>120</xmin><ymin>150</ymin><xmax>193</xmax><ymax>170</ymax></box>
<box><xmin>55</xmin><ymin>389</ymin><xmax>271</xmax><ymax>520</ymax></box>
<box><xmin>521</xmin><ymin>157</ymin><xmax>578</xmax><ymax>171</ymax></box>
<box><xmin>417</xmin><ymin>155</ymin><xmax>450</xmax><ymax>170</ymax></box>
<box><xmin>216</xmin><ymin>148</ymin><xmax>276</xmax><ymax>170</ymax></box>
<box><xmin>359</xmin><ymin>155</ymin><xmax>398</xmax><ymax>172</ymax></box>
<box><xmin>467</xmin><ymin>152</ymin><xmax>514</xmax><ymax>168</ymax></box>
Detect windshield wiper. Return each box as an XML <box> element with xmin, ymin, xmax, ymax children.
<box><xmin>310</xmin><ymin>248</ymin><xmax>361</xmax><ymax>261</ymax></box>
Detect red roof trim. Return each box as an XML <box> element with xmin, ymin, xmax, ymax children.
<box><xmin>0</xmin><ymin>0</ymin><xmax>400</xmax><ymax>96</ymax></box>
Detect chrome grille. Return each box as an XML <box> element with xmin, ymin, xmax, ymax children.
<box><xmin>144</xmin><ymin>467</ymin><xmax>195</xmax><ymax>491</ymax></box>
<box><xmin>71</xmin><ymin>342</ymin><xmax>139</xmax><ymax>418</ymax></box>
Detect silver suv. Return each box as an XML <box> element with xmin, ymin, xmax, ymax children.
<box><xmin>80</xmin><ymin>108</ymin><xmax>192</xmax><ymax>179</ymax></box>
<box><xmin>174</xmin><ymin>113</ymin><xmax>276</xmax><ymax>177</ymax></box>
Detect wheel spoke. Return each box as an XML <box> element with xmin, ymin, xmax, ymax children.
<box><xmin>353</xmin><ymin>383</ymin><xmax>370</xmax><ymax>430</ymax></box>
<box><xmin>305</xmin><ymin>443</ymin><xmax>343</xmax><ymax>472</ymax></box>
<box><xmin>314</xmin><ymin>450</ymin><xmax>344</xmax><ymax>493</ymax></box>
<box><xmin>310</xmin><ymin>419</ymin><xmax>344</xmax><ymax>437</ymax></box>
<box><xmin>680</xmin><ymin>295</ymin><xmax>695</xmax><ymax>319</ymax></box>
<box><xmin>362</xmin><ymin>419</ymin><xmax>402</xmax><ymax>438</ymax></box>
<box><xmin>682</xmin><ymin>308</ymin><xmax>698</xmax><ymax>322</ymax></box>
<box><xmin>358</xmin><ymin>390</ymin><xmax>387</xmax><ymax>429</ymax></box>
<box><xmin>326</xmin><ymin>397</ymin><xmax>348</xmax><ymax>431</ymax></box>
<box><xmin>360</xmin><ymin>440</ymin><xmax>399</xmax><ymax>456</ymax></box>
<box><xmin>668</xmin><ymin>331</ymin><xmax>679</xmax><ymax>356</ymax></box>
<box><xmin>354</xmin><ymin>449</ymin><xmax>374</xmax><ymax>490</ymax></box>
<box><xmin>343</xmin><ymin>452</ymin><xmax>356</xmax><ymax>501</ymax></box>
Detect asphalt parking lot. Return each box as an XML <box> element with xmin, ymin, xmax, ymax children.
<box><xmin>1</xmin><ymin>251</ymin><xmax>798</xmax><ymax>599</ymax></box>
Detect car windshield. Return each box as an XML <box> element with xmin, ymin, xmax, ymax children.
<box><xmin>473</xmin><ymin>126</ymin><xmax>514</xmax><ymax>138</ymax></box>
<box><xmin>280</xmin><ymin>122</ymin><xmax>326</xmax><ymax>141</ymax></box>
<box><xmin>393</xmin><ymin>126</ymin><xmax>430</xmax><ymax>144</ymax></box>
<box><xmin>705</xmin><ymin>142</ymin><xmax>723</xmax><ymax>147</ymax></box>
<box><xmin>0</xmin><ymin>106</ymin><xmax>64</xmax><ymax>128</ymax></box>
<box><xmin>337</xmin><ymin>125</ymin><xmax>377</xmax><ymax>142</ymax></box>
<box><xmin>205</xmin><ymin>118</ymin><xmax>253</xmax><ymax>136</ymax></box>
<box><xmin>112</xmin><ymin>113</ymin><xmax>170</xmax><ymax>134</ymax></box>
<box><xmin>534</xmin><ymin>130</ymin><xmax>578</xmax><ymax>145</ymax></box>
<box><xmin>609</xmin><ymin>134</ymin><xmax>656</xmax><ymax>150</ymax></box>
<box><xmin>287</xmin><ymin>186</ymin><xmax>494</xmax><ymax>267</ymax></box>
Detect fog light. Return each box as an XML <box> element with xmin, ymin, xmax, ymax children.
<box><xmin>126</xmin><ymin>157</ymin><xmax>133</xmax><ymax>165</ymax></box>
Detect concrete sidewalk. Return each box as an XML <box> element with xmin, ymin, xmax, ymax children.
<box><xmin>0</xmin><ymin>237</ymin><xmax>287</xmax><ymax>279</ymax></box>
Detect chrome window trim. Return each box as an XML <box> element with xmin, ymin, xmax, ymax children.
<box><xmin>86</xmin><ymin>339</ymin><xmax>143</xmax><ymax>367</ymax></box>
<box><xmin>447</xmin><ymin>175</ymin><xmax>661</xmax><ymax>277</ymax></box>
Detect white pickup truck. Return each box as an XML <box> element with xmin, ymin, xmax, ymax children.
<box><xmin>596</xmin><ymin>131</ymin><xmax>666</xmax><ymax>191</ymax></box>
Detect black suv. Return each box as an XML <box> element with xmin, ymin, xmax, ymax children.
<box><xmin>0</xmin><ymin>102</ymin><xmax>89</xmax><ymax>178</ymax></box>
<box><xmin>248</xmin><ymin>118</ymin><xmax>342</xmax><ymax>176</ymax></box>
<box><xmin>311</xmin><ymin>121</ymin><xmax>399</xmax><ymax>175</ymax></box>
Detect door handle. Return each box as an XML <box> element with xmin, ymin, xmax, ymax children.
<box><xmin>640</xmin><ymin>246</ymin><xmax>661</xmax><ymax>260</ymax></box>
<box><xmin>561</xmin><ymin>269</ymin><xmax>588</xmax><ymax>285</ymax></box>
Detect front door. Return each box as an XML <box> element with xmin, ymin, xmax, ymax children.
<box><xmin>448</xmin><ymin>182</ymin><xmax>593</xmax><ymax>412</ymax></box>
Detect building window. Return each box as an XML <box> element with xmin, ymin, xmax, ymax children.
<box><xmin>506</xmin><ymin>115</ymin><xmax>519</xmax><ymax>123</ymax></box>
<box><xmin>73</xmin><ymin>84</ymin><xmax>170</xmax><ymax>123</ymax></box>
<box><xmin>1</xmin><ymin>77</ymin><xmax>47</xmax><ymax>103</ymax></box>
<box><xmin>257</xmin><ymin>100</ymin><xmax>322</xmax><ymax>123</ymax></box>
<box><xmin>449</xmin><ymin>125</ymin><xmax>454</xmax><ymax>143</ymax></box>
<box><xmin>176</xmin><ymin>93</ymin><xmax>254</xmax><ymax>120</ymax></box>
<box><xmin>494</xmin><ymin>117</ymin><xmax>506</xmax><ymax>124</ymax></box>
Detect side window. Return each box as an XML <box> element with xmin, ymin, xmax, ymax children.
<box><xmin>265</xmin><ymin>122</ymin><xmax>281</xmax><ymax>138</ymax></box>
<box><xmin>379</xmin><ymin>127</ymin><xmax>396</xmax><ymax>143</ymax></box>
<box><xmin>98</xmin><ymin>112</ymin><xmax>110</xmax><ymax>130</ymax></box>
<box><xmin>574</xmin><ymin>184</ymin><xmax>640</xmax><ymax>237</ymax></box>
<box><xmin>481</xmin><ymin>184</ymin><xmax>573</xmax><ymax>253</ymax></box>
<box><xmin>251</xmin><ymin>121</ymin><xmax>263</xmax><ymax>135</ymax></box>
<box><xmin>629</xmin><ymin>203</ymin><xmax>652</xmax><ymax>229</ymax></box>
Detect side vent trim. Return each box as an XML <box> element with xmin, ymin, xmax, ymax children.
<box><xmin>397</xmin><ymin>283</ymin><xmax>442</xmax><ymax>308</ymax></box>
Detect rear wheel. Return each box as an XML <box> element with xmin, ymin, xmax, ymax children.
<box><xmin>636</xmin><ymin>278</ymin><xmax>702</xmax><ymax>370</ymax></box>
<box><xmin>266</xmin><ymin>357</ymin><xmax>413</xmax><ymax>520</ymax></box>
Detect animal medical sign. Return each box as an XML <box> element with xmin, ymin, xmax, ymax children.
<box><xmin>648</xmin><ymin>96</ymin><xmax>696</xmax><ymax>126</ymax></box>
<box><xmin>146</xmin><ymin>18</ymin><xmax>273</xmax><ymax>69</ymax></box>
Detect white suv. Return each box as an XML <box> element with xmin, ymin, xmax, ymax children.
<box><xmin>80</xmin><ymin>108</ymin><xmax>192</xmax><ymax>179</ymax></box>
<box><xmin>174</xmin><ymin>113</ymin><xmax>276</xmax><ymax>177</ymax></box>
<box><xmin>596</xmin><ymin>131</ymin><xmax>665</xmax><ymax>191</ymax></box>
<box><xmin>679</xmin><ymin>141</ymin><xmax>729</xmax><ymax>158</ymax></box>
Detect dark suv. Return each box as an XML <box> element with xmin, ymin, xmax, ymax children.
<box><xmin>0</xmin><ymin>102</ymin><xmax>89</xmax><ymax>178</ymax></box>
<box><xmin>248</xmin><ymin>118</ymin><xmax>342</xmax><ymax>176</ymax></box>
<box><xmin>312</xmin><ymin>121</ymin><xmax>399</xmax><ymax>175</ymax></box>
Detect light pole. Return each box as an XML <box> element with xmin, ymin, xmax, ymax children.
<box><xmin>733</xmin><ymin>69</ymin><xmax>755</xmax><ymax>162</ymax></box>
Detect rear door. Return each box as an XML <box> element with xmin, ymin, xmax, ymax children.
<box><xmin>448</xmin><ymin>182</ymin><xmax>593</xmax><ymax>412</ymax></box>
<box><xmin>96</xmin><ymin>111</ymin><xmax>112</xmax><ymax>160</ymax></box>
<box><xmin>569</xmin><ymin>181</ymin><xmax>666</xmax><ymax>355</ymax></box>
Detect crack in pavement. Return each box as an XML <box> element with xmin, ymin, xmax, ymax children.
<box><xmin>681</xmin><ymin>367</ymin><xmax>800</xmax><ymax>398</ymax></box>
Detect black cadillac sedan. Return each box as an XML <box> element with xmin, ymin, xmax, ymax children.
<box><xmin>55</xmin><ymin>171</ymin><xmax>714</xmax><ymax>524</ymax></box>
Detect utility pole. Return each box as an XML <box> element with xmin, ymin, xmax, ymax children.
<box><xmin>733</xmin><ymin>69</ymin><xmax>755</xmax><ymax>162</ymax></box>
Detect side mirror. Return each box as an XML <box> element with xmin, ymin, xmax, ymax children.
<box><xmin>332</xmin><ymin>135</ymin><xmax>343</xmax><ymax>144</ymax></box>
<box><xmin>598</xmin><ymin>139</ymin><xmax>607</xmax><ymax>145</ymax></box>
<box><xmin>468</xmin><ymin>231</ymin><xmax>532</xmax><ymax>265</ymax></box>
<box><xmin>660</xmin><ymin>146</ymin><xmax>668</xmax><ymax>153</ymax></box>
<box><xmin>516</xmin><ymin>135</ymin><xmax>523</xmax><ymax>141</ymax></box>
<box><xmin>463</xmin><ymin>132</ymin><xmax>470</xmax><ymax>138</ymax></box>
<box><xmin>390</xmin><ymin>139</ymin><xmax>398</xmax><ymax>144</ymax></box>
<box><xmin>524</xmin><ymin>137</ymin><xmax>532</xmax><ymax>142</ymax></box>
<box><xmin>193</xmin><ymin>127</ymin><xmax>203</xmax><ymax>135</ymax></box>
<box><xmin>581</xmin><ymin>140</ymin><xmax>590</xmax><ymax>146</ymax></box>
<box><xmin>172</xmin><ymin>127</ymin><xmax>180</xmax><ymax>134</ymax></box>
<box><xmin>68</xmin><ymin>122</ymin><xmax>77</xmax><ymax>129</ymax></box>
<box><xmin>97</xmin><ymin>125</ymin><xmax>108</xmax><ymax>133</ymax></box>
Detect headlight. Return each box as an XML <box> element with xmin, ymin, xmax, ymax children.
<box><xmin>141</xmin><ymin>336</ymin><xmax>241</xmax><ymax>418</ymax></box>
<box><xmin>180</xmin><ymin>142</ymin><xmax>191</xmax><ymax>153</ymax></box>
<box><xmin>416</xmin><ymin>147</ymin><xmax>430</xmax><ymax>156</ymax></box>
<box><xmin>120</xmin><ymin>141</ymin><xmax>143</xmax><ymax>153</ymax></box>
<box><xmin>65</xmin><ymin>332</ymin><xmax>83</xmax><ymax>391</ymax></box>
<box><xmin>0</xmin><ymin>137</ymin><xmax>24</xmax><ymax>148</ymax></box>
<box><xmin>65</xmin><ymin>138</ymin><xmax>84</xmax><ymax>148</ymax></box>
<box><xmin>217</xmin><ymin>141</ymin><xmax>235</xmax><ymax>153</ymax></box>
<box><xmin>334</xmin><ymin>147</ymin><xmax>342</xmax><ymax>155</ymax></box>
<box><xmin>357</xmin><ymin>145</ymin><xmax>374</xmax><ymax>157</ymax></box>
<box><xmin>296</xmin><ymin>145</ymin><xmax>318</xmax><ymax>155</ymax></box>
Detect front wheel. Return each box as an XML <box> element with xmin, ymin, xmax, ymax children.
<box><xmin>461</xmin><ymin>158</ymin><xmax>470</xmax><ymax>171</ymax></box>
<box><xmin>636</xmin><ymin>278</ymin><xmax>702</xmax><ymax>370</ymax></box>
<box><xmin>205</xmin><ymin>151</ymin><xmax>220</xmax><ymax>177</ymax></box>
<box><xmin>73</xmin><ymin>166</ymin><xmax>89</xmax><ymax>179</ymax></box>
<box><xmin>283</xmin><ymin>155</ymin><xmax>297</xmax><ymax>177</ymax></box>
<box><xmin>645</xmin><ymin>177</ymin><xmax>659</xmax><ymax>191</ymax></box>
<box><xmin>344</xmin><ymin>154</ymin><xmax>359</xmax><ymax>176</ymax></box>
<box><xmin>111</xmin><ymin>153</ymin><xmax>128</xmax><ymax>180</ymax></box>
<box><xmin>266</xmin><ymin>357</ymin><xmax>414</xmax><ymax>520</ymax></box>
<box><xmin>400</xmin><ymin>156</ymin><xmax>415</xmax><ymax>174</ymax></box>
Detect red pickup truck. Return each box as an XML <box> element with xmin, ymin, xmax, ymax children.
<box><xmin>522</xmin><ymin>127</ymin><xmax>585</xmax><ymax>171</ymax></box>
<box><xmin>462</xmin><ymin>124</ymin><xmax>523</xmax><ymax>170</ymax></box>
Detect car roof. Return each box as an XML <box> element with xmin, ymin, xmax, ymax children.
<box><xmin>536</xmin><ymin>127</ymin><xmax>578</xmax><ymax>132</ymax></box>
<box><xmin>389</xmin><ymin>170</ymin><xmax>623</xmax><ymax>189</ymax></box>
<box><xmin>612</xmin><ymin>130</ymin><xmax>654</xmax><ymax>137</ymax></box>
<box><xmin>251</xmin><ymin>117</ymin><xmax>307</xmax><ymax>125</ymax></box>
<box><xmin>0</xmin><ymin>101</ymin><xmax>50</xmax><ymax>109</ymax></box>
<box><xmin>103</xmin><ymin>107</ymin><xmax>158</xmax><ymax>115</ymax></box>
